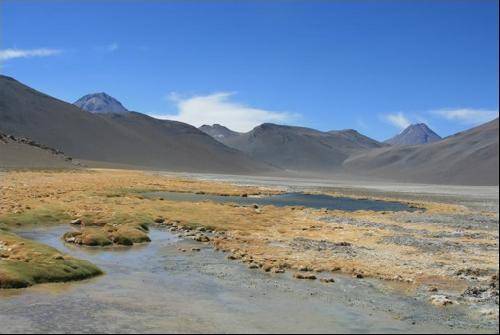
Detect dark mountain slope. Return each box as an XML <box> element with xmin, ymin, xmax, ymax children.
<box><xmin>328</xmin><ymin>129</ymin><xmax>386</xmax><ymax>149</ymax></box>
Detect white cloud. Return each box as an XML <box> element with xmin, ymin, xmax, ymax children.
<box><xmin>382</xmin><ymin>112</ymin><xmax>411</xmax><ymax>130</ymax></box>
<box><xmin>432</xmin><ymin>108</ymin><xmax>498</xmax><ymax>125</ymax></box>
<box><xmin>107</xmin><ymin>42</ymin><xmax>119</xmax><ymax>52</ymax></box>
<box><xmin>152</xmin><ymin>92</ymin><xmax>297</xmax><ymax>132</ymax></box>
<box><xmin>0</xmin><ymin>48</ymin><xmax>62</xmax><ymax>61</ymax></box>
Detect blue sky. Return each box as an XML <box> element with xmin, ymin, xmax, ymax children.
<box><xmin>1</xmin><ymin>0</ymin><xmax>498</xmax><ymax>140</ymax></box>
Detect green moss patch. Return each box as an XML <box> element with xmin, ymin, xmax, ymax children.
<box><xmin>0</xmin><ymin>206</ymin><xmax>70</xmax><ymax>227</ymax></box>
<box><xmin>0</xmin><ymin>231</ymin><xmax>102</xmax><ymax>289</ymax></box>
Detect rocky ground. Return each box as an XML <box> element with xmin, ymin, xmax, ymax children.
<box><xmin>0</xmin><ymin>169</ymin><xmax>498</xmax><ymax>329</ymax></box>
<box><xmin>0</xmin><ymin>133</ymin><xmax>78</xmax><ymax>170</ymax></box>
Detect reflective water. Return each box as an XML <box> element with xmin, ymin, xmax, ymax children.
<box><xmin>143</xmin><ymin>191</ymin><xmax>417</xmax><ymax>212</ymax></box>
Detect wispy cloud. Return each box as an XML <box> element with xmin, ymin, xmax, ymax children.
<box><xmin>0</xmin><ymin>48</ymin><xmax>62</xmax><ymax>61</ymax></box>
<box><xmin>382</xmin><ymin>112</ymin><xmax>411</xmax><ymax>130</ymax></box>
<box><xmin>152</xmin><ymin>92</ymin><xmax>298</xmax><ymax>132</ymax></box>
<box><xmin>432</xmin><ymin>108</ymin><xmax>498</xmax><ymax>125</ymax></box>
<box><xmin>106</xmin><ymin>42</ymin><xmax>119</xmax><ymax>52</ymax></box>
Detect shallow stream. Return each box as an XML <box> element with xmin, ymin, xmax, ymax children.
<box><xmin>0</xmin><ymin>225</ymin><xmax>475</xmax><ymax>333</ymax></box>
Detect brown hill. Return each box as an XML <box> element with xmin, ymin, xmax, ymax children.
<box><xmin>344</xmin><ymin>118</ymin><xmax>499</xmax><ymax>186</ymax></box>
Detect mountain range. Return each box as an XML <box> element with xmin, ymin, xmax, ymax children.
<box><xmin>1</xmin><ymin>75</ymin><xmax>498</xmax><ymax>185</ymax></box>
<box><xmin>200</xmin><ymin>123</ymin><xmax>384</xmax><ymax>172</ymax></box>
<box><xmin>0</xmin><ymin>75</ymin><xmax>272</xmax><ymax>174</ymax></box>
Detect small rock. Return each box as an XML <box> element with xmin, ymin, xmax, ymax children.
<box><xmin>294</xmin><ymin>273</ymin><xmax>317</xmax><ymax>280</ymax></box>
<box><xmin>479</xmin><ymin>308</ymin><xmax>498</xmax><ymax>317</ymax></box>
<box><xmin>194</xmin><ymin>234</ymin><xmax>210</xmax><ymax>242</ymax></box>
<box><xmin>429</xmin><ymin>295</ymin><xmax>454</xmax><ymax>306</ymax></box>
<box><xmin>320</xmin><ymin>278</ymin><xmax>335</xmax><ymax>283</ymax></box>
<box><xmin>70</xmin><ymin>219</ymin><xmax>82</xmax><ymax>225</ymax></box>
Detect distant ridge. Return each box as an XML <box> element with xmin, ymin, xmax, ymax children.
<box><xmin>385</xmin><ymin>123</ymin><xmax>441</xmax><ymax>146</ymax></box>
<box><xmin>74</xmin><ymin>92</ymin><xmax>129</xmax><ymax>114</ymax></box>
<box><xmin>328</xmin><ymin>129</ymin><xmax>386</xmax><ymax>149</ymax></box>
<box><xmin>202</xmin><ymin>123</ymin><xmax>384</xmax><ymax>172</ymax></box>
<box><xmin>199</xmin><ymin>124</ymin><xmax>241</xmax><ymax>140</ymax></box>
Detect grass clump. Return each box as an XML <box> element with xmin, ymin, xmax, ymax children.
<box><xmin>112</xmin><ymin>225</ymin><xmax>151</xmax><ymax>245</ymax></box>
<box><xmin>63</xmin><ymin>223</ymin><xmax>151</xmax><ymax>247</ymax></box>
<box><xmin>63</xmin><ymin>228</ymin><xmax>113</xmax><ymax>247</ymax></box>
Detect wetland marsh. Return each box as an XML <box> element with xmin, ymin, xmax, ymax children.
<box><xmin>0</xmin><ymin>169</ymin><xmax>498</xmax><ymax>333</ymax></box>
